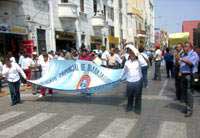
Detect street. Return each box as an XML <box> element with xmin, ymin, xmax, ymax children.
<box><xmin>0</xmin><ymin>68</ymin><xmax>200</xmax><ymax>138</ymax></box>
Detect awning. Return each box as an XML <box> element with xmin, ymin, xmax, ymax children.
<box><xmin>168</xmin><ymin>32</ymin><xmax>189</xmax><ymax>46</ymax></box>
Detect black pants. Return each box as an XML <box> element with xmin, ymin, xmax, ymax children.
<box><xmin>8</xmin><ymin>80</ymin><xmax>21</xmax><ymax>105</ymax></box>
<box><xmin>166</xmin><ymin>61</ymin><xmax>174</xmax><ymax>78</ymax></box>
<box><xmin>180</xmin><ymin>75</ymin><xmax>193</xmax><ymax>112</ymax></box>
<box><xmin>174</xmin><ymin>67</ymin><xmax>181</xmax><ymax>100</ymax></box>
<box><xmin>126</xmin><ymin>79</ymin><xmax>143</xmax><ymax>112</ymax></box>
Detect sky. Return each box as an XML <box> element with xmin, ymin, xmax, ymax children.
<box><xmin>155</xmin><ymin>0</ymin><xmax>200</xmax><ymax>33</ymax></box>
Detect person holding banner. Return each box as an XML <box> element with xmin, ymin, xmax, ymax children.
<box><xmin>121</xmin><ymin>44</ymin><xmax>143</xmax><ymax>114</ymax></box>
<box><xmin>38</xmin><ymin>54</ymin><xmax>53</xmax><ymax>97</ymax></box>
<box><xmin>2</xmin><ymin>57</ymin><xmax>27</xmax><ymax>106</ymax></box>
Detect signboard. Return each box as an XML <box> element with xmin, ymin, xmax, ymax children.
<box><xmin>11</xmin><ymin>26</ymin><xmax>27</xmax><ymax>34</ymax></box>
<box><xmin>108</xmin><ymin>35</ymin><xmax>119</xmax><ymax>45</ymax></box>
<box><xmin>56</xmin><ymin>31</ymin><xmax>76</xmax><ymax>40</ymax></box>
<box><xmin>29</xmin><ymin>60</ymin><xmax>123</xmax><ymax>93</ymax></box>
<box><xmin>91</xmin><ymin>36</ymin><xmax>102</xmax><ymax>44</ymax></box>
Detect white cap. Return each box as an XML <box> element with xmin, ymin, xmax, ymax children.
<box><xmin>126</xmin><ymin>44</ymin><xmax>139</xmax><ymax>56</ymax></box>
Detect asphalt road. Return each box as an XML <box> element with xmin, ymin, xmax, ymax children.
<box><xmin>0</xmin><ymin>67</ymin><xmax>200</xmax><ymax>138</ymax></box>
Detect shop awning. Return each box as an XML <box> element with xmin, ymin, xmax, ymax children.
<box><xmin>168</xmin><ymin>32</ymin><xmax>189</xmax><ymax>46</ymax></box>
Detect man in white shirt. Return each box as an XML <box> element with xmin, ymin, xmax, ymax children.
<box><xmin>21</xmin><ymin>54</ymin><xmax>34</xmax><ymax>81</ymax></box>
<box><xmin>2</xmin><ymin>58</ymin><xmax>27</xmax><ymax>106</ymax></box>
<box><xmin>121</xmin><ymin>44</ymin><xmax>143</xmax><ymax>114</ymax></box>
<box><xmin>153</xmin><ymin>44</ymin><xmax>162</xmax><ymax>80</ymax></box>
<box><xmin>38</xmin><ymin>54</ymin><xmax>53</xmax><ymax>97</ymax></box>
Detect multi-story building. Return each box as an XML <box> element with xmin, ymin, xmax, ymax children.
<box><xmin>0</xmin><ymin>0</ymin><xmax>154</xmax><ymax>59</ymax></box>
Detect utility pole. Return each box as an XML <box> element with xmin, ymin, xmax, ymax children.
<box><xmin>48</xmin><ymin>0</ymin><xmax>56</xmax><ymax>51</ymax></box>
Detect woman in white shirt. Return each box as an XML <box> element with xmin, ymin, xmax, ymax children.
<box><xmin>2</xmin><ymin>57</ymin><xmax>27</xmax><ymax>106</ymax></box>
<box><xmin>121</xmin><ymin>44</ymin><xmax>143</xmax><ymax>114</ymax></box>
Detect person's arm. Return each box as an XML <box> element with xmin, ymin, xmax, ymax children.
<box><xmin>15</xmin><ymin>63</ymin><xmax>27</xmax><ymax>80</ymax></box>
<box><xmin>121</xmin><ymin>63</ymin><xmax>128</xmax><ymax>80</ymax></box>
<box><xmin>2</xmin><ymin>65</ymin><xmax>9</xmax><ymax>77</ymax></box>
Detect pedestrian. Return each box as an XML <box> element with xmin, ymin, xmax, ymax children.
<box><xmin>38</xmin><ymin>54</ymin><xmax>53</xmax><ymax>97</ymax></box>
<box><xmin>121</xmin><ymin>44</ymin><xmax>143</xmax><ymax>114</ymax></box>
<box><xmin>57</xmin><ymin>52</ymin><xmax>66</xmax><ymax>60</ymax></box>
<box><xmin>164</xmin><ymin>48</ymin><xmax>174</xmax><ymax>78</ymax></box>
<box><xmin>2</xmin><ymin>57</ymin><xmax>27</xmax><ymax>106</ymax></box>
<box><xmin>101</xmin><ymin>47</ymin><xmax>110</xmax><ymax>67</ymax></box>
<box><xmin>79</xmin><ymin>49</ymin><xmax>91</xmax><ymax>61</ymax></box>
<box><xmin>179</xmin><ymin>42</ymin><xmax>199</xmax><ymax>117</ymax></box>
<box><xmin>138</xmin><ymin>46</ymin><xmax>149</xmax><ymax>88</ymax></box>
<box><xmin>174</xmin><ymin>43</ymin><xmax>183</xmax><ymax>101</ymax></box>
<box><xmin>21</xmin><ymin>53</ymin><xmax>34</xmax><ymax>87</ymax></box>
<box><xmin>8</xmin><ymin>51</ymin><xmax>16</xmax><ymax>63</ymax></box>
<box><xmin>153</xmin><ymin>44</ymin><xmax>162</xmax><ymax>80</ymax></box>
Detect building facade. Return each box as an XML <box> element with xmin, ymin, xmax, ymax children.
<box><xmin>0</xmin><ymin>0</ymin><xmax>154</xmax><ymax>59</ymax></box>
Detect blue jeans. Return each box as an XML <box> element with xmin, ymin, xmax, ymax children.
<box><xmin>126</xmin><ymin>79</ymin><xmax>143</xmax><ymax>111</ymax></box>
<box><xmin>141</xmin><ymin>66</ymin><xmax>148</xmax><ymax>87</ymax></box>
<box><xmin>8</xmin><ymin>80</ymin><xmax>21</xmax><ymax>105</ymax></box>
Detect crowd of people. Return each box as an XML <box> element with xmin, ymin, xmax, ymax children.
<box><xmin>0</xmin><ymin>41</ymin><xmax>199</xmax><ymax>117</ymax></box>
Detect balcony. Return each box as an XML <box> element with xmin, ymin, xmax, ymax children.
<box><xmin>91</xmin><ymin>15</ymin><xmax>105</xmax><ymax>27</ymax></box>
<box><xmin>58</xmin><ymin>3</ymin><xmax>78</xmax><ymax>19</ymax></box>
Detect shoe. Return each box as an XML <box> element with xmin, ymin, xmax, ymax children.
<box><xmin>38</xmin><ymin>94</ymin><xmax>44</xmax><ymax>98</ymax></box>
<box><xmin>10</xmin><ymin>103</ymin><xmax>16</xmax><ymax>106</ymax></box>
<box><xmin>126</xmin><ymin>107</ymin><xmax>132</xmax><ymax>112</ymax></box>
<box><xmin>184</xmin><ymin>111</ymin><xmax>193</xmax><ymax>117</ymax></box>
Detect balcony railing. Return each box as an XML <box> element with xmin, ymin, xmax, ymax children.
<box><xmin>91</xmin><ymin>15</ymin><xmax>105</xmax><ymax>27</ymax></box>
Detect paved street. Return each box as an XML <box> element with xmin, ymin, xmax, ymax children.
<box><xmin>0</xmin><ymin>68</ymin><xmax>200</xmax><ymax>138</ymax></box>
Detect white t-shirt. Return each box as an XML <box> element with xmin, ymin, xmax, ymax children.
<box><xmin>57</xmin><ymin>56</ymin><xmax>65</xmax><ymax>60</ymax></box>
<box><xmin>21</xmin><ymin>57</ymin><xmax>34</xmax><ymax>70</ymax></box>
<box><xmin>138</xmin><ymin>53</ymin><xmax>148</xmax><ymax>67</ymax></box>
<box><xmin>154</xmin><ymin>49</ymin><xmax>162</xmax><ymax>61</ymax></box>
<box><xmin>101</xmin><ymin>51</ymin><xmax>110</xmax><ymax>66</ymax></box>
<box><xmin>121</xmin><ymin>59</ymin><xmax>142</xmax><ymax>82</ymax></box>
<box><xmin>114</xmin><ymin>54</ymin><xmax>122</xmax><ymax>64</ymax></box>
<box><xmin>2</xmin><ymin>62</ymin><xmax>26</xmax><ymax>82</ymax></box>
<box><xmin>39</xmin><ymin>60</ymin><xmax>50</xmax><ymax>77</ymax></box>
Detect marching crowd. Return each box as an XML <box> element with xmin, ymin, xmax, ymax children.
<box><xmin>0</xmin><ymin>42</ymin><xmax>199</xmax><ymax>117</ymax></box>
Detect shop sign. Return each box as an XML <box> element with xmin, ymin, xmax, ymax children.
<box><xmin>108</xmin><ymin>35</ymin><xmax>119</xmax><ymax>45</ymax></box>
<box><xmin>11</xmin><ymin>26</ymin><xmax>27</xmax><ymax>34</ymax></box>
<box><xmin>56</xmin><ymin>31</ymin><xmax>76</xmax><ymax>40</ymax></box>
<box><xmin>91</xmin><ymin>36</ymin><xmax>102</xmax><ymax>44</ymax></box>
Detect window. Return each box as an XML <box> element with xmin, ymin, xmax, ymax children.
<box><xmin>109</xmin><ymin>26</ymin><xmax>115</xmax><ymax>36</ymax></box>
<box><xmin>61</xmin><ymin>0</ymin><xmax>68</xmax><ymax>3</ymax></box>
<box><xmin>93</xmin><ymin>0</ymin><xmax>97</xmax><ymax>15</ymax></box>
<box><xmin>80</xmin><ymin>0</ymin><xmax>84</xmax><ymax>12</ymax></box>
<box><xmin>103</xmin><ymin>5</ymin><xmax>106</xmax><ymax>17</ymax></box>
<box><xmin>108</xmin><ymin>7</ymin><xmax>114</xmax><ymax>21</ymax></box>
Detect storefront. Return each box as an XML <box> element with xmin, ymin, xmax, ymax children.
<box><xmin>108</xmin><ymin>35</ymin><xmax>119</xmax><ymax>49</ymax></box>
<box><xmin>0</xmin><ymin>25</ymin><xmax>28</xmax><ymax>61</ymax></box>
<box><xmin>55</xmin><ymin>31</ymin><xmax>76</xmax><ymax>51</ymax></box>
<box><xmin>90</xmin><ymin>36</ymin><xmax>103</xmax><ymax>50</ymax></box>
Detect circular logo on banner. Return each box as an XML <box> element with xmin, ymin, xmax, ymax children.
<box><xmin>76</xmin><ymin>75</ymin><xmax>91</xmax><ymax>90</ymax></box>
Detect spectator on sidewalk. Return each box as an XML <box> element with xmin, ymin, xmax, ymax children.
<box><xmin>138</xmin><ymin>46</ymin><xmax>149</xmax><ymax>88</ymax></box>
<box><xmin>164</xmin><ymin>48</ymin><xmax>174</xmax><ymax>78</ymax></box>
<box><xmin>2</xmin><ymin>57</ymin><xmax>27</xmax><ymax>106</ymax></box>
<box><xmin>153</xmin><ymin>44</ymin><xmax>162</xmax><ymax>80</ymax></box>
<box><xmin>121</xmin><ymin>44</ymin><xmax>143</xmax><ymax>114</ymax></box>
